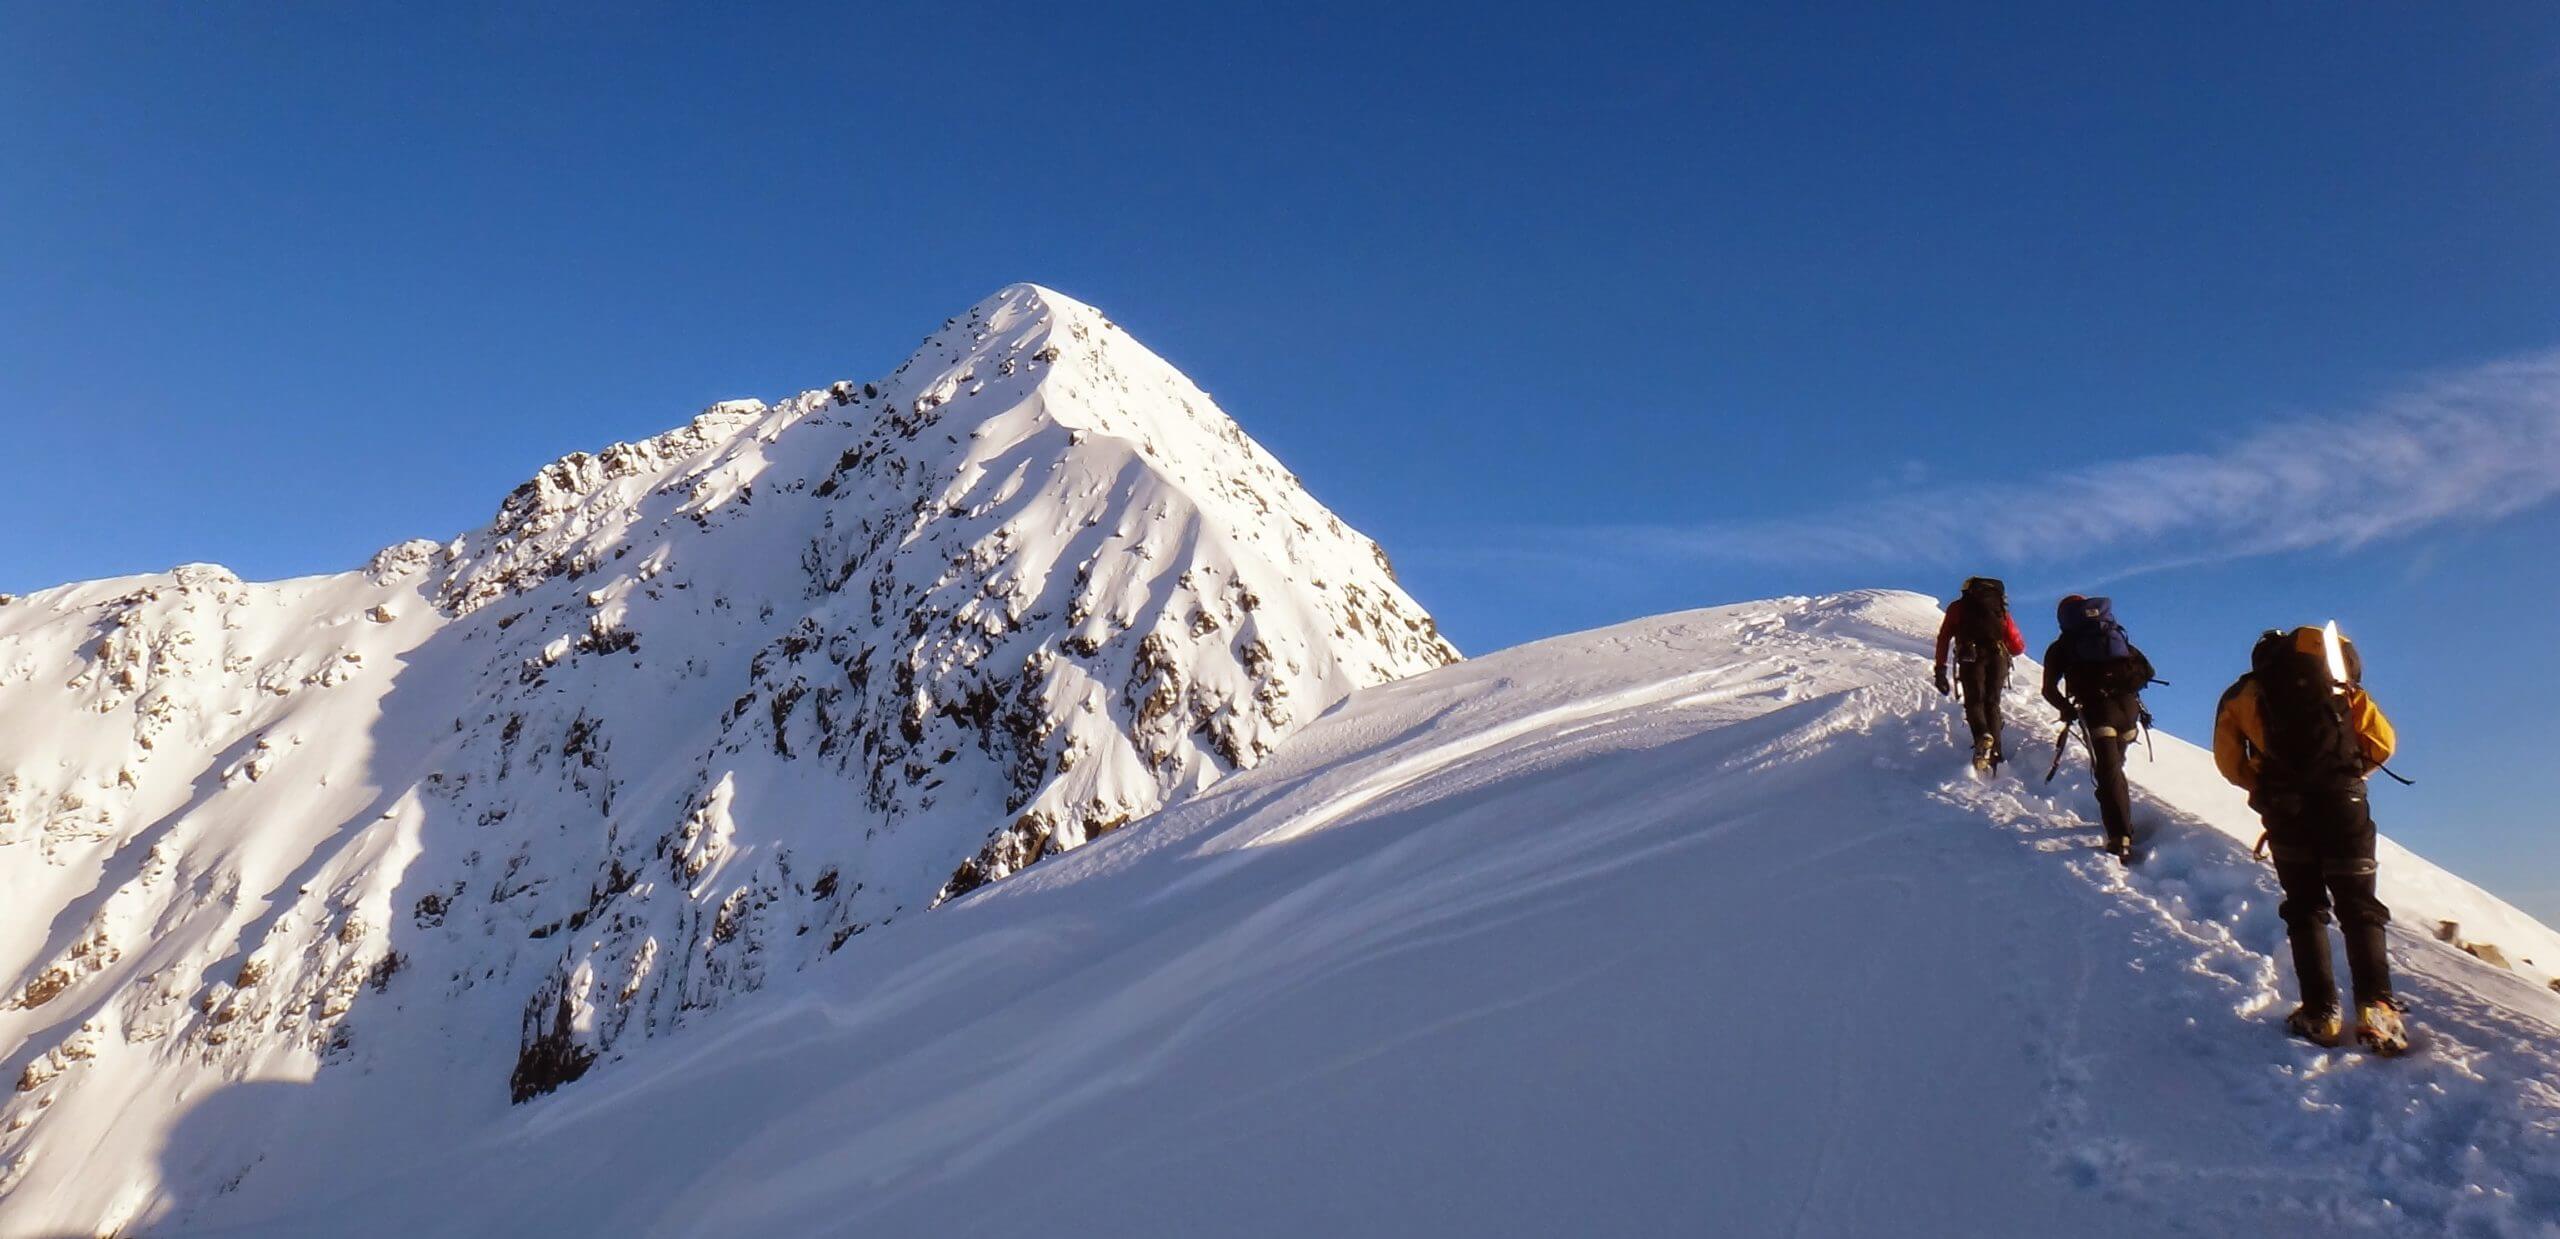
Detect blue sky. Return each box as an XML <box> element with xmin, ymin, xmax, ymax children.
<box><xmin>5</xmin><ymin>4</ymin><xmax>2558</xmax><ymax>913</ymax></box>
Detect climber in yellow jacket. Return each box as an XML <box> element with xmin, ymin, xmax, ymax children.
<box><xmin>2212</xmin><ymin>624</ymin><xmax>2406</xmax><ymax>1054</ymax></box>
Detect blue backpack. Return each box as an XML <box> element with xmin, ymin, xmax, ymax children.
<box><xmin>2059</xmin><ymin>596</ymin><xmax>2135</xmax><ymax>664</ymax></box>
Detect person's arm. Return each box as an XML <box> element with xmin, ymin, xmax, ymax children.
<box><xmin>2002</xmin><ymin>614</ymin><xmax>2026</xmax><ymax>657</ymax></box>
<box><xmin>1933</xmin><ymin>605</ymin><xmax>1959</xmax><ymax>670</ymax></box>
<box><xmin>2212</xmin><ymin>685</ymin><xmax>2261</xmax><ymax>792</ymax></box>
<box><xmin>2351</xmin><ymin>689</ymin><xmax>2397</xmax><ymax>772</ymax></box>
<box><xmin>2041</xmin><ymin>644</ymin><xmax>2073</xmax><ymax>716</ymax></box>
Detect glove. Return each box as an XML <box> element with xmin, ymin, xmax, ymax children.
<box><xmin>1933</xmin><ymin>666</ymin><xmax>1950</xmax><ymax>696</ymax></box>
<box><xmin>2056</xmin><ymin>703</ymin><xmax>2079</xmax><ymax>724</ymax></box>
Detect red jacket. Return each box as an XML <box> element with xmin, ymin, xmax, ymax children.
<box><xmin>1935</xmin><ymin>600</ymin><xmax>2026</xmax><ymax>667</ymax></box>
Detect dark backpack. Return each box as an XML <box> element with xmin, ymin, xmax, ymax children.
<box><xmin>2244</xmin><ymin>626</ymin><xmax>2367</xmax><ymax>791</ymax></box>
<box><xmin>1954</xmin><ymin>577</ymin><xmax>2009</xmax><ymax>659</ymax></box>
<box><xmin>2058</xmin><ymin>597</ymin><xmax>2144</xmax><ymax>698</ymax></box>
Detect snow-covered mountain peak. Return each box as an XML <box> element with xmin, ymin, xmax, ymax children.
<box><xmin>0</xmin><ymin>285</ymin><xmax>1455</xmax><ymax>1233</ymax></box>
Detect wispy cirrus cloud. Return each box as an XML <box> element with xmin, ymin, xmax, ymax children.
<box><xmin>1576</xmin><ymin>349</ymin><xmax>2560</xmax><ymax>574</ymax></box>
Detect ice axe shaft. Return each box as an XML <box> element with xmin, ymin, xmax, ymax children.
<box><xmin>2044</xmin><ymin>722</ymin><xmax>2074</xmax><ymax>783</ymax></box>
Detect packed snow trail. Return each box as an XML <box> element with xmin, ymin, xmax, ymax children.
<box><xmin>143</xmin><ymin>591</ymin><xmax>2560</xmax><ymax>1238</ymax></box>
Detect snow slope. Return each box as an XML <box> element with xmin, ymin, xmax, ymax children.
<box><xmin>0</xmin><ymin>285</ymin><xmax>1454</xmax><ymax>1235</ymax></box>
<box><xmin>121</xmin><ymin>591</ymin><xmax>2560</xmax><ymax>1238</ymax></box>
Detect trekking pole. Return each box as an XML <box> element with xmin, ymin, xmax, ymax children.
<box><xmin>2377</xmin><ymin>764</ymin><xmax>2416</xmax><ymax>786</ymax></box>
<box><xmin>2043</xmin><ymin>722</ymin><xmax>2075</xmax><ymax>783</ymax></box>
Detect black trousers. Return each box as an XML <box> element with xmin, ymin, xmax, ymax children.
<box><xmin>1956</xmin><ymin>655</ymin><xmax>2008</xmax><ymax>754</ymax></box>
<box><xmin>2262</xmin><ymin>786</ymin><xmax>2392</xmax><ymax>1009</ymax></box>
<box><xmin>2079</xmin><ymin>693</ymin><xmax>2140</xmax><ymax>847</ymax></box>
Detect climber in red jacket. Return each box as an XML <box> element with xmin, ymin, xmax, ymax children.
<box><xmin>1933</xmin><ymin>577</ymin><xmax>2028</xmax><ymax>772</ymax></box>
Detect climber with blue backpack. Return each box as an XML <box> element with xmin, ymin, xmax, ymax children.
<box><xmin>2042</xmin><ymin>595</ymin><xmax>2157</xmax><ymax>863</ymax></box>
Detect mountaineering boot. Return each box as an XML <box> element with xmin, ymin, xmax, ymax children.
<box><xmin>2104</xmin><ymin>831</ymin><xmax>2132</xmax><ymax>864</ymax></box>
<box><xmin>2356</xmin><ymin>997</ymin><xmax>2410</xmax><ymax>1056</ymax></box>
<box><xmin>1972</xmin><ymin>733</ymin><xmax>1997</xmax><ymax>776</ymax></box>
<box><xmin>2285</xmin><ymin>1004</ymin><xmax>2344</xmax><ymax>1047</ymax></box>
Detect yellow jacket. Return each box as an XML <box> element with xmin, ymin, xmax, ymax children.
<box><xmin>2212</xmin><ymin>679</ymin><xmax>2394</xmax><ymax>795</ymax></box>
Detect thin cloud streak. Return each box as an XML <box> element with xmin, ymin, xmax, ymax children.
<box><xmin>1588</xmin><ymin>350</ymin><xmax>2560</xmax><ymax>572</ymax></box>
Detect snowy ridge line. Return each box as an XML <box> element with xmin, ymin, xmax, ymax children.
<box><xmin>139</xmin><ymin>589</ymin><xmax>2560</xmax><ymax>1238</ymax></box>
<box><xmin>0</xmin><ymin>283</ymin><xmax>1456</xmax><ymax>1236</ymax></box>
<box><xmin>1097</xmin><ymin>589</ymin><xmax>2560</xmax><ymax>1234</ymax></box>
<box><xmin>1227</xmin><ymin>666</ymin><xmax>1750</xmax><ymax>852</ymax></box>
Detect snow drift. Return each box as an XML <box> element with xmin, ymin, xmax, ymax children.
<box><xmin>0</xmin><ymin>284</ymin><xmax>1453</xmax><ymax>1234</ymax></box>
<box><xmin>36</xmin><ymin>590</ymin><xmax>2560</xmax><ymax>1237</ymax></box>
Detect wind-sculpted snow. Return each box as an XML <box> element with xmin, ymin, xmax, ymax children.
<box><xmin>0</xmin><ymin>284</ymin><xmax>1453</xmax><ymax>1233</ymax></box>
<box><xmin>83</xmin><ymin>590</ymin><xmax>2560</xmax><ymax>1239</ymax></box>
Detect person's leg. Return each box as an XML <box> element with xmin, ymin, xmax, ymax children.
<box><xmin>2321</xmin><ymin>793</ymin><xmax>2393</xmax><ymax>1007</ymax></box>
<box><xmin>2271</xmin><ymin>848</ymin><xmax>2341</xmax><ymax>1013</ymax></box>
<box><xmin>1959</xmin><ymin>658</ymin><xmax>2000</xmax><ymax>753</ymax></box>
<box><xmin>2085</xmin><ymin>697</ymin><xmax>2137</xmax><ymax>846</ymax></box>
<box><xmin>1980</xmin><ymin>655</ymin><xmax>2008</xmax><ymax>758</ymax></box>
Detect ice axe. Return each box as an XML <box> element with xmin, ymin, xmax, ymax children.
<box><xmin>2043</xmin><ymin>722</ymin><xmax>2075</xmax><ymax>783</ymax></box>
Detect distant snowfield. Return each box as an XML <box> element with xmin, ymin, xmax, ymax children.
<box><xmin>155</xmin><ymin>591</ymin><xmax>2560</xmax><ymax>1238</ymax></box>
